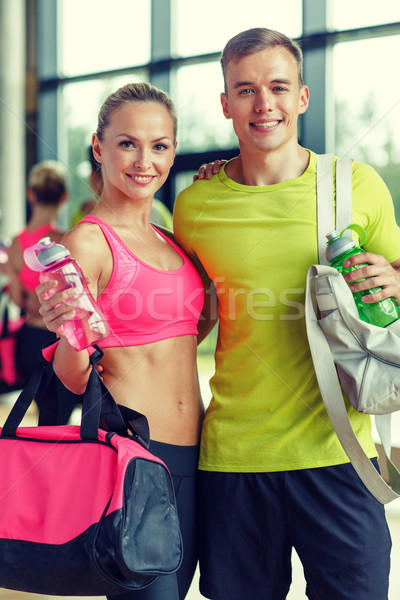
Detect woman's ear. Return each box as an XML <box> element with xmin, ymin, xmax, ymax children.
<box><xmin>91</xmin><ymin>134</ymin><xmax>102</xmax><ymax>164</ymax></box>
<box><xmin>26</xmin><ymin>187</ymin><xmax>35</xmax><ymax>204</ymax></box>
<box><xmin>172</xmin><ymin>141</ymin><xmax>178</xmax><ymax>165</ymax></box>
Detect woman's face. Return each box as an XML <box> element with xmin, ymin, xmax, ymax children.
<box><xmin>93</xmin><ymin>101</ymin><xmax>176</xmax><ymax>202</ymax></box>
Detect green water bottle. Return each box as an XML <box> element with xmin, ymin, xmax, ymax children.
<box><xmin>326</xmin><ymin>224</ymin><xmax>400</xmax><ymax>327</ymax></box>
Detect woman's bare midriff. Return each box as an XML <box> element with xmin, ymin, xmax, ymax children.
<box><xmin>101</xmin><ymin>335</ymin><xmax>204</xmax><ymax>445</ymax></box>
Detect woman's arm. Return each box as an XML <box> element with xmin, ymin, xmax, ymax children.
<box><xmin>37</xmin><ymin>225</ymin><xmax>105</xmax><ymax>394</ymax></box>
<box><xmin>5</xmin><ymin>238</ymin><xmax>25</xmax><ymax>308</ymax></box>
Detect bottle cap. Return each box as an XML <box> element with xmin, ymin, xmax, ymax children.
<box><xmin>23</xmin><ymin>237</ymin><xmax>70</xmax><ymax>272</ymax></box>
<box><xmin>37</xmin><ymin>238</ymin><xmax>70</xmax><ymax>266</ymax></box>
<box><xmin>326</xmin><ymin>230</ymin><xmax>356</xmax><ymax>261</ymax></box>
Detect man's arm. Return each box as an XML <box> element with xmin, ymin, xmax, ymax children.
<box><xmin>189</xmin><ymin>253</ymin><xmax>218</xmax><ymax>344</ymax></box>
<box><xmin>155</xmin><ymin>224</ymin><xmax>218</xmax><ymax>341</ymax></box>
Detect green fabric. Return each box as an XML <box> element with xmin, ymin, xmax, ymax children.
<box><xmin>173</xmin><ymin>150</ymin><xmax>400</xmax><ymax>472</ymax></box>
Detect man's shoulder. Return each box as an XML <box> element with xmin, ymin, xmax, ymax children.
<box><xmin>176</xmin><ymin>176</ymin><xmax>223</xmax><ymax>208</ymax></box>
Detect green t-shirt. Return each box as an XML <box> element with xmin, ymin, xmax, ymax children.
<box><xmin>173</xmin><ymin>150</ymin><xmax>400</xmax><ymax>472</ymax></box>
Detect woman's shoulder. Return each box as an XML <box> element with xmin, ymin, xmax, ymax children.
<box><xmin>62</xmin><ymin>221</ymin><xmax>109</xmax><ymax>261</ymax></box>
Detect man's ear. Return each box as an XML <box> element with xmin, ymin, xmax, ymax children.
<box><xmin>298</xmin><ymin>85</ymin><xmax>310</xmax><ymax>115</ymax></box>
<box><xmin>221</xmin><ymin>92</ymin><xmax>232</xmax><ymax>120</ymax></box>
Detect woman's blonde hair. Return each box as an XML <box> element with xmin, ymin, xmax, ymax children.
<box><xmin>96</xmin><ymin>82</ymin><xmax>178</xmax><ymax>143</ymax></box>
<box><xmin>28</xmin><ymin>160</ymin><xmax>68</xmax><ymax>206</ymax></box>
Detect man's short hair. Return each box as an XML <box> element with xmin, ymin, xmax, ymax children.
<box><xmin>221</xmin><ymin>28</ymin><xmax>304</xmax><ymax>91</ymax></box>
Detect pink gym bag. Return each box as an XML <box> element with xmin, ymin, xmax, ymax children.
<box><xmin>0</xmin><ymin>346</ymin><xmax>182</xmax><ymax>596</ymax></box>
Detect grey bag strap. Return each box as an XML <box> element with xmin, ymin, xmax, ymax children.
<box><xmin>316</xmin><ymin>154</ymin><xmax>353</xmax><ymax>264</ymax></box>
<box><xmin>312</xmin><ymin>154</ymin><xmax>400</xmax><ymax>503</ymax></box>
<box><xmin>316</xmin><ymin>154</ymin><xmax>335</xmax><ymax>265</ymax></box>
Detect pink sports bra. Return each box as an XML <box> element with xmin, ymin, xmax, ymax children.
<box><xmin>17</xmin><ymin>224</ymin><xmax>56</xmax><ymax>291</ymax></box>
<box><xmin>80</xmin><ymin>216</ymin><xmax>204</xmax><ymax>347</ymax></box>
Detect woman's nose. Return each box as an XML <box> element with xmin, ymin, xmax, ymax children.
<box><xmin>134</xmin><ymin>150</ymin><xmax>150</xmax><ymax>170</ymax></box>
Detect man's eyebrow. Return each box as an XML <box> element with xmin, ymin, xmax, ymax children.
<box><xmin>233</xmin><ymin>78</ymin><xmax>292</xmax><ymax>89</ymax></box>
<box><xmin>233</xmin><ymin>81</ymin><xmax>254</xmax><ymax>89</ymax></box>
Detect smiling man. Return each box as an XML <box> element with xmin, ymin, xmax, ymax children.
<box><xmin>173</xmin><ymin>28</ymin><xmax>400</xmax><ymax>600</ymax></box>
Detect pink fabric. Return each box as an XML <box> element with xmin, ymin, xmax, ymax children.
<box><xmin>41</xmin><ymin>340</ymin><xmax>95</xmax><ymax>361</ymax></box>
<box><xmin>79</xmin><ymin>216</ymin><xmax>204</xmax><ymax>347</ymax></box>
<box><xmin>0</xmin><ymin>315</ymin><xmax>24</xmax><ymax>385</ymax></box>
<box><xmin>17</xmin><ymin>225</ymin><xmax>56</xmax><ymax>291</ymax></box>
<box><xmin>0</xmin><ymin>425</ymin><xmax>166</xmax><ymax>544</ymax></box>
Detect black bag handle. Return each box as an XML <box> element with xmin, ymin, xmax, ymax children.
<box><xmin>1</xmin><ymin>304</ymin><xmax>9</xmax><ymax>338</ymax></box>
<box><xmin>0</xmin><ymin>344</ymin><xmax>148</xmax><ymax>444</ymax></box>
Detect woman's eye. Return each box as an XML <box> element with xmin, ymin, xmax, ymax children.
<box><xmin>120</xmin><ymin>140</ymin><xmax>134</xmax><ymax>148</ymax></box>
<box><xmin>154</xmin><ymin>143</ymin><xmax>167</xmax><ymax>151</ymax></box>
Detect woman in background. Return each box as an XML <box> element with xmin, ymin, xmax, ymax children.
<box><xmin>7</xmin><ymin>160</ymin><xmax>67</xmax><ymax>386</ymax></box>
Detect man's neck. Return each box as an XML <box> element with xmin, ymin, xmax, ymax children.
<box><xmin>226</xmin><ymin>145</ymin><xmax>310</xmax><ymax>186</ymax></box>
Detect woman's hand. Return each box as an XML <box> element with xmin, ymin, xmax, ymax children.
<box><xmin>193</xmin><ymin>159</ymin><xmax>227</xmax><ymax>182</ymax></box>
<box><xmin>36</xmin><ymin>280</ymin><xmax>79</xmax><ymax>336</ymax></box>
<box><xmin>342</xmin><ymin>252</ymin><xmax>400</xmax><ymax>303</ymax></box>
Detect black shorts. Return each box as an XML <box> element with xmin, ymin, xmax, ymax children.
<box><xmin>108</xmin><ymin>440</ymin><xmax>199</xmax><ymax>600</ymax></box>
<box><xmin>198</xmin><ymin>461</ymin><xmax>391</xmax><ymax>600</ymax></box>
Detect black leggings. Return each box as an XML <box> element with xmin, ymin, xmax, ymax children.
<box><xmin>108</xmin><ymin>440</ymin><xmax>200</xmax><ymax>600</ymax></box>
<box><xmin>15</xmin><ymin>323</ymin><xmax>56</xmax><ymax>384</ymax></box>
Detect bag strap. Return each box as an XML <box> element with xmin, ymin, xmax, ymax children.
<box><xmin>0</xmin><ymin>345</ymin><xmax>141</xmax><ymax>443</ymax></box>
<box><xmin>316</xmin><ymin>154</ymin><xmax>353</xmax><ymax>264</ymax></box>
<box><xmin>305</xmin><ymin>265</ymin><xmax>400</xmax><ymax>503</ymax></box>
<box><xmin>313</xmin><ymin>156</ymin><xmax>400</xmax><ymax>502</ymax></box>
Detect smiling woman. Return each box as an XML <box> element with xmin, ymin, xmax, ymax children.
<box><xmin>93</xmin><ymin>99</ymin><xmax>177</xmax><ymax>207</ymax></box>
<box><xmin>35</xmin><ymin>82</ymin><xmax>208</xmax><ymax>600</ymax></box>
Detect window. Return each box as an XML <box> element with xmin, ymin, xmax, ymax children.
<box><xmin>36</xmin><ymin>1</ymin><xmax>400</xmax><ymax>223</ymax></box>
<box><xmin>59</xmin><ymin>0</ymin><xmax>151</xmax><ymax>76</ymax></box>
<box><xmin>173</xmin><ymin>0</ymin><xmax>302</xmax><ymax>57</ymax></box>
<box><xmin>333</xmin><ymin>35</ymin><xmax>400</xmax><ymax>219</ymax></box>
<box><xmin>329</xmin><ymin>0</ymin><xmax>400</xmax><ymax>31</ymax></box>
<box><xmin>61</xmin><ymin>72</ymin><xmax>147</xmax><ymax>218</ymax></box>
<box><xmin>173</xmin><ymin>62</ymin><xmax>237</xmax><ymax>153</ymax></box>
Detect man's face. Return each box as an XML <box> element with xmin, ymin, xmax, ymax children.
<box><xmin>221</xmin><ymin>46</ymin><xmax>309</xmax><ymax>156</ymax></box>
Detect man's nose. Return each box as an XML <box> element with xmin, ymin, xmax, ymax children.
<box><xmin>255</xmin><ymin>90</ymin><xmax>273</xmax><ymax>113</ymax></box>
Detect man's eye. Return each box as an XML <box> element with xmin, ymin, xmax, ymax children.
<box><xmin>239</xmin><ymin>88</ymin><xmax>253</xmax><ymax>95</ymax></box>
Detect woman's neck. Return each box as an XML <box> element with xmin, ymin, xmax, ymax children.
<box><xmin>27</xmin><ymin>204</ymin><xmax>60</xmax><ymax>231</ymax></box>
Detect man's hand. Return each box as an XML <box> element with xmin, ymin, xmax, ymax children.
<box><xmin>193</xmin><ymin>159</ymin><xmax>227</xmax><ymax>182</ymax></box>
<box><xmin>342</xmin><ymin>253</ymin><xmax>400</xmax><ymax>303</ymax></box>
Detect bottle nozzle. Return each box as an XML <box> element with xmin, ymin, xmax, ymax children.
<box><xmin>326</xmin><ymin>231</ymin><xmax>340</xmax><ymax>242</ymax></box>
<box><xmin>38</xmin><ymin>237</ymin><xmax>54</xmax><ymax>246</ymax></box>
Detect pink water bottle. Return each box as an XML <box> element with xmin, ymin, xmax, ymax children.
<box><xmin>24</xmin><ymin>237</ymin><xmax>110</xmax><ymax>350</ymax></box>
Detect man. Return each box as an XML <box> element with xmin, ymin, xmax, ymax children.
<box><xmin>173</xmin><ymin>28</ymin><xmax>400</xmax><ymax>600</ymax></box>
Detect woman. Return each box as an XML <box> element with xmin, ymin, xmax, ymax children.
<box><xmin>36</xmin><ymin>83</ymin><xmax>205</xmax><ymax>600</ymax></box>
<box><xmin>7</xmin><ymin>160</ymin><xmax>67</xmax><ymax>385</ymax></box>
